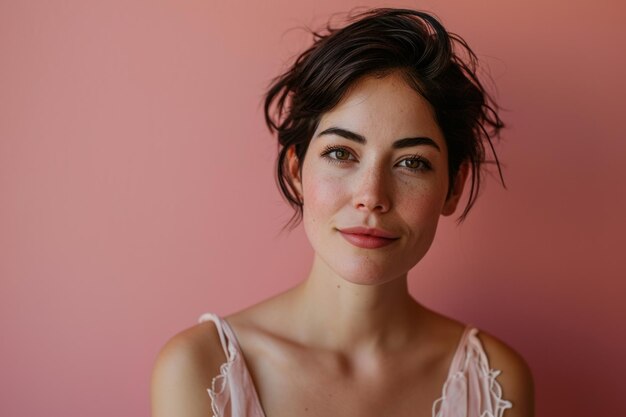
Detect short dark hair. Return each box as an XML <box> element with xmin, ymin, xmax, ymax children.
<box><xmin>264</xmin><ymin>8</ymin><xmax>504</xmax><ymax>230</ymax></box>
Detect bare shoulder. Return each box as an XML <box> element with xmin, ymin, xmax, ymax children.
<box><xmin>150</xmin><ymin>320</ymin><xmax>227</xmax><ymax>417</ymax></box>
<box><xmin>476</xmin><ymin>330</ymin><xmax>535</xmax><ymax>417</ymax></box>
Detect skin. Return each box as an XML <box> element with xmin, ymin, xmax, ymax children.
<box><xmin>151</xmin><ymin>71</ymin><xmax>535</xmax><ymax>417</ymax></box>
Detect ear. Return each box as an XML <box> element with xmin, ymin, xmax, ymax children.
<box><xmin>442</xmin><ymin>162</ymin><xmax>469</xmax><ymax>216</ymax></box>
<box><xmin>286</xmin><ymin>145</ymin><xmax>303</xmax><ymax>200</ymax></box>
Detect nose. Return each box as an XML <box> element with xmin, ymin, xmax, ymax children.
<box><xmin>352</xmin><ymin>164</ymin><xmax>392</xmax><ymax>213</ymax></box>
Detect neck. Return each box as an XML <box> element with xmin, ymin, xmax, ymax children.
<box><xmin>289</xmin><ymin>254</ymin><xmax>425</xmax><ymax>355</ymax></box>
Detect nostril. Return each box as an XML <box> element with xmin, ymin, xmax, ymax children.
<box><xmin>356</xmin><ymin>201</ymin><xmax>388</xmax><ymax>212</ymax></box>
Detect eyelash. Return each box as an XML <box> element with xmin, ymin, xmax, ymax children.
<box><xmin>320</xmin><ymin>145</ymin><xmax>432</xmax><ymax>172</ymax></box>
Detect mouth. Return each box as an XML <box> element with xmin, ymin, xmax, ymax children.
<box><xmin>337</xmin><ymin>229</ymin><xmax>400</xmax><ymax>249</ymax></box>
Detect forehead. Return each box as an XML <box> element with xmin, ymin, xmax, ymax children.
<box><xmin>316</xmin><ymin>72</ymin><xmax>444</xmax><ymax>144</ymax></box>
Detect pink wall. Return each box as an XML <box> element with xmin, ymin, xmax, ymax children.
<box><xmin>1</xmin><ymin>1</ymin><xmax>624</xmax><ymax>416</ymax></box>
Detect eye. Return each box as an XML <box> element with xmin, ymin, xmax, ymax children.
<box><xmin>320</xmin><ymin>145</ymin><xmax>356</xmax><ymax>163</ymax></box>
<box><xmin>398</xmin><ymin>155</ymin><xmax>432</xmax><ymax>172</ymax></box>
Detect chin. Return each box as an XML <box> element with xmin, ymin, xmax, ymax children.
<box><xmin>329</xmin><ymin>256</ymin><xmax>410</xmax><ymax>286</ymax></box>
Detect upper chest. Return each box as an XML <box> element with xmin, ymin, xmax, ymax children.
<box><xmin>239</xmin><ymin>335</ymin><xmax>458</xmax><ymax>417</ymax></box>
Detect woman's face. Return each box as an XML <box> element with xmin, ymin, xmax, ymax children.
<box><xmin>288</xmin><ymin>72</ymin><xmax>466</xmax><ymax>286</ymax></box>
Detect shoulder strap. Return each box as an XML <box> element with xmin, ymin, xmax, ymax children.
<box><xmin>198</xmin><ymin>312</ymin><xmax>237</xmax><ymax>362</ymax></box>
<box><xmin>445</xmin><ymin>325</ymin><xmax>475</xmax><ymax>378</ymax></box>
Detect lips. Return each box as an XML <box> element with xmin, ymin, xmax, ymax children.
<box><xmin>338</xmin><ymin>226</ymin><xmax>400</xmax><ymax>249</ymax></box>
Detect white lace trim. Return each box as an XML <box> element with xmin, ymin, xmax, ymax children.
<box><xmin>207</xmin><ymin>360</ymin><xmax>234</xmax><ymax>417</ymax></box>
<box><xmin>199</xmin><ymin>313</ymin><xmax>238</xmax><ymax>417</ymax></box>
<box><xmin>431</xmin><ymin>330</ymin><xmax>513</xmax><ymax>417</ymax></box>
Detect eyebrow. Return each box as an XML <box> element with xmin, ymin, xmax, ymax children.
<box><xmin>315</xmin><ymin>127</ymin><xmax>441</xmax><ymax>152</ymax></box>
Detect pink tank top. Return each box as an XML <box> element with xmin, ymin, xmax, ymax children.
<box><xmin>198</xmin><ymin>313</ymin><xmax>512</xmax><ymax>417</ymax></box>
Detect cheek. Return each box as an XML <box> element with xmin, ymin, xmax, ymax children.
<box><xmin>302</xmin><ymin>169</ymin><xmax>346</xmax><ymax>220</ymax></box>
<box><xmin>405</xmin><ymin>188</ymin><xmax>444</xmax><ymax>216</ymax></box>
<box><xmin>300</xmin><ymin>166</ymin><xmax>349</xmax><ymax>252</ymax></box>
<box><xmin>398</xmin><ymin>183</ymin><xmax>447</xmax><ymax>235</ymax></box>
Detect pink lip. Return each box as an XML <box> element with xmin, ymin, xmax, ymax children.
<box><xmin>338</xmin><ymin>227</ymin><xmax>400</xmax><ymax>249</ymax></box>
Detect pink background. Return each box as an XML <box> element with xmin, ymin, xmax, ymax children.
<box><xmin>2</xmin><ymin>1</ymin><xmax>625</xmax><ymax>416</ymax></box>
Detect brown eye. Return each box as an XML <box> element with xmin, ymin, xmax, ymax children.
<box><xmin>399</xmin><ymin>156</ymin><xmax>432</xmax><ymax>172</ymax></box>
<box><xmin>405</xmin><ymin>159</ymin><xmax>421</xmax><ymax>169</ymax></box>
<box><xmin>321</xmin><ymin>146</ymin><xmax>355</xmax><ymax>163</ymax></box>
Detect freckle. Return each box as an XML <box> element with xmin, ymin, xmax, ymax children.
<box><xmin>336</xmin><ymin>284</ymin><xmax>341</xmax><ymax>288</ymax></box>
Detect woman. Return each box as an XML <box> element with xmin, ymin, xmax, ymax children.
<box><xmin>151</xmin><ymin>8</ymin><xmax>534</xmax><ymax>417</ymax></box>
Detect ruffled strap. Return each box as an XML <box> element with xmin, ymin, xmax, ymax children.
<box><xmin>198</xmin><ymin>313</ymin><xmax>266</xmax><ymax>417</ymax></box>
<box><xmin>432</xmin><ymin>328</ymin><xmax>513</xmax><ymax>417</ymax></box>
<box><xmin>199</xmin><ymin>313</ymin><xmax>236</xmax><ymax>417</ymax></box>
